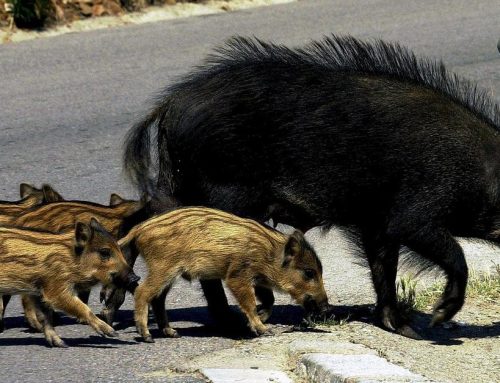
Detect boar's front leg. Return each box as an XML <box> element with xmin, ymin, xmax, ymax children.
<box><xmin>30</xmin><ymin>296</ymin><xmax>67</xmax><ymax>348</ymax></box>
<box><xmin>255</xmin><ymin>286</ymin><xmax>274</xmax><ymax>323</ymax></box>
<box><xmin>42</xmin><ymin>287</ymin><xmax>117</xmax><ymax>338</ymax></box>
<box><xmin>361</xmin><ymin>229</ymin><xmax>421</xmax><ymax>339</ymax></box>
<box><xmin>226</xmin><ymin>277</ymin><xmax>267</xmax><ymax>336</ymax></box>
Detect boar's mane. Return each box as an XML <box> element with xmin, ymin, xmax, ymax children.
<box><xmin>196</xmin><ymin>35</ymin><xmax>499</xmax><ymax>130</ymax></box>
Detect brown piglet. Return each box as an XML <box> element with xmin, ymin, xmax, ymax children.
<box><xmin>3</xmin><ymin>193</ymin><xmax>143</xmax><ymax>331</ymax></box>
<box><xmin>0</xmin><ymin>218</ymin><xmax>139</xmax><ymax>347</ymax></box>
<box><xmin>0</xmin><ymin>183</ymin><xmax>63</xmax><ymax>332</ymax></box>
<box><xmin>118</xmin><ymin>207</ymin><xmax>329</xmax><ymax>343</ymax></box>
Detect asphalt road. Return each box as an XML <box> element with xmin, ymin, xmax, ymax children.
<box><xmin>0</xmin><ymin>0</ymin><xmax>499</xmax><ymax>382</ymax></box>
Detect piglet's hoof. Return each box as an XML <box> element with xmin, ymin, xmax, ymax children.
<box><xmin>162</xmin><ymin>327</ymin><xmax>179</xmax><ymax>338</ymax></box>
<box><xmin>143</xmin><ymin>335</ymin><xmax>155</xmax><ymax>343</ymax></box>
<box><xmin>250</xmin><ymin>323</ymin><xmax>268</xmax><ymax>336</ymax></box>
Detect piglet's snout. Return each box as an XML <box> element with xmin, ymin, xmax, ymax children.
<box><xmin>303</xmin><ymin>295</ymin><xmax>330</xmax><ymax>314</ymax></box>
<box><xmin>113</xmin><ymin>268</ymin><xmax>140</xmax><ymax>290</ymax></box>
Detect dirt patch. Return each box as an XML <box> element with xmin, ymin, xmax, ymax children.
<box><xmin>0</xmin><ymin>0</ymin><xmax>295</xmax><ymax>43</ymax></box>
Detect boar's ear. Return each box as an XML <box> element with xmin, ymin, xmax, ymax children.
<box><xmin>42</xmin><ymin>184</ymin><xmax>64</xmax><ymax>203</ymax></box>
<box><xmin>283</xmin><ymin>230</ymin><xmax>304</xmax><ymax>267</ymax></box>
<box><xmin>89</xmin><ymin>217</ymin><xmax>105</xmax><ymax>233</ymax></box>
<box><xmin>75</xmin><ymin>221</ymin><xmax>92</xmax><ymax>253</ymax></box>
<box><xmin>20</xmin><ymin>183</ymin><xmax>37</xmax><ymax>198</ymax></box>
<box><xmin>109</xmin><ymin>193</ymin><xmax>125</xmax><ymax>206</ymax></box>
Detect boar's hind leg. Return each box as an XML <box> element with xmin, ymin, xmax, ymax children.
<box><xmin>397</xmin><ymin>225</ymin><xmax>467</xmax><ymax>327</ymax></box>
<box><xmin>22</xmin><ymin>295</ymin><xmax>44</xmax><ymax>331</ymax></box>
<box><xmin>151</xmin><ymin>285</ymin><xmax>178</xmax><ymax>338</ymax></box>
<box><xmin>255</xmin><ymin>286</ymin><xmax>274</xmax><ymax>323</ymax></box>
<box><xmin>0</xmin><ymin>294</ymin><xmax>11</xmax><ymax>332</ymax></box>
<box><xmin>31</xmin><ymin>297</ymin><xmax>67</xmax><ymax>348</ymax></box>
<box><xmin>361</xmin><ymin>229</ymin><xmax>421</xmax><ymax>339</ymax></box>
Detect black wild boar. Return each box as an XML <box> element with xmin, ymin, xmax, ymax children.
<box><xmin>123</xmin><ymin>35</ymin><xmax>500</xmax><ymax>338</ymax></box>
<box><xmin>0</xmin><ymin>218</ymin><xmax>139</xmax><ymax>347</ymax></box>
<box><xmin>118</xmin><ymin>207</ymin><xmax>328</xmax><ymax>342</ymax></box>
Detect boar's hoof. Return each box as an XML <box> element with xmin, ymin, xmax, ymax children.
<box><xmin>251</xmin><ymin>323</ymin><xmax>268</xmax><ymax>336</ymax></box>
<box><xmin>430</xmin><ymin>295</ymin><xmax>464</xmax><ymax>327</ymax></box>
<box><xmin>396</xmin><ymin>324</ymin><xmax>423</xmax><ymax>340</ymax></box>
<box><xmin>143</xmin><ymin>335</ymin><xmax>155</xmax><ymax>343</ymax></box>
<box><xmin>430</xmin><ymin>308</ymin><xmax>448</xmax><ymax>327</ymax></box>
<box><xmin>98</xmin><ymin>308</ymin><xmax>115</xmax><ymax>326</ymax></box>
<box><xmin>0</xmin><ymin>320</ymin><xmax>4</xmax><ymax>333</ymax></box>
<box><xmin>94</xmin><ymin>320</ymin><xmax>117</xmax><ymax>337</ymax></box>
<box><xmin>162</xmin><ymin>327</ymin><xmax>179</xmax><ymax>338</ymax></box>
<box><xmin>257</xmin><ymin>306</ymin><xmax>272</xmax><ymax>323</ymax></box>
<box><xmin>46</xmin><ymin>334</ymin><xmax>68</xmax><ymax>348</ymax></box>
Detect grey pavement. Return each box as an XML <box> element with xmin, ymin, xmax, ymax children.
<box><xmin>0</xmin><ymin>0</ymin><xmax>499</xmax><ymax>382</ymax></box>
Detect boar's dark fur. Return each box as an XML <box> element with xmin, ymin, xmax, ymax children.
<box><xmin>123</xmin><ymin>35</ymin><xmax>500</xmax><ymax>337</ymax></box>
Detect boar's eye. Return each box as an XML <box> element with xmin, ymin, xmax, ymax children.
<box><xmin>98</xmin><ymin>248</ymin><xmax>111</xmax><ymax>260</ymax></box>
<box><xmin>303</xmin><ymin>269</ymin><xmax>316</xmax><ymax>281</ymax></box>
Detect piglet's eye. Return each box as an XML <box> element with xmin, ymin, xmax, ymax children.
<box><xmin>304</xmin><ymin>269</ymin><xmax>316</xmax><ymax>280</ymax></box>
<box><xmin>99</xmin><ymin>248</ymin><xmax>111</xmax><ymax>260</ymax></box>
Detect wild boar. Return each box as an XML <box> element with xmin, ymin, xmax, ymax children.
<box><xmin>1</xmin><ymin>193</ymin><xmax>144</xmax><ymax>331</ymax></box>
<box><xmin>0</xmin><ymin>183</ymin><xmax>63</xmax><ymax>331</ymax></box>
<box><xmin>118</xmin><ymin>207</ymin><xmax>328</xmax><ymax>342</ymax></box>
<box><xmin>123</xmin><ymin>35</ymin><xmax>500</xmax><ymax>338</ymax></box>
<box><xmin>0</xmin><ymin>218</ymin><xmax>139</xmax><ymax>347</ymax></box>
<box><xmin>0</xmin><ymin>183</ymin><xmax>63</xmax><ymax>225</ymax></box>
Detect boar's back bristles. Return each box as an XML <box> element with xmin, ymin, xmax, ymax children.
<box><xmin>204</xmin><ymin>35</ymin><xmax>499</xmax><ymax>130</ymax></box>
<box><xmin>118</xmin><ymin>206</ymin><xmax>287</xmax><ymax>250</ymax></box>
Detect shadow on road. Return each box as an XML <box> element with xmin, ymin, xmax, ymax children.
<box><xmin>323</xmin><ymin>304</ymin><xmax>500</xmax><ymax>345</ymax></box>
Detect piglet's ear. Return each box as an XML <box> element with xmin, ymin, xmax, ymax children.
<box><xmin>75</xmin><ymin>221</ymin><xmax>92</xmax><ymax>251</ymax></box>
<box><xmin>109</xmin><ymin>193</ymin><xmax>125</xmax><ymax>206</ymax></box>
<box><xmin>89</xmin><ymin>217</ymin><xmax>104</xmax><ymax>232</ymax></box>
<box><xmin>42</xmin><ymin>184</ymin><xmax>64</xmax><ymax>203</ymax></box>
<box><xmin>283</xmin><ymin>230</ymin><xmax>304</xmax><ymax>267</ymax></box>
<box><xmin>20</xmin><ymin>183</ymin><xmax>37</xmax><ymax>198</ymax></box>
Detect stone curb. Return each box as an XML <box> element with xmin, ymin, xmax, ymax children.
<box><xmin>297</xmin><ymin>353</ymin><xmax>433</xmax><ymax>383</ymax></box>
<box><xmin>202</xmin><ymin>368</ymin><xmax>293</xmax><ymax>383</ymax></box>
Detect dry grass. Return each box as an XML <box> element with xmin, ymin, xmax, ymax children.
<box><xmin>397</xmin><ymin>264</ymin><xmax>500</xmax><ymax>313</ymax></box>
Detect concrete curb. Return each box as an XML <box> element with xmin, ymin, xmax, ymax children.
<box><xmin>297</xmin><ymin>353</ymin><xmax>431</xmax><ymax>383</ymax></box>
<box><xmin>202</xmin><ymin>368</ymin><xmax>293</xmax><ymax>383</ymax></box>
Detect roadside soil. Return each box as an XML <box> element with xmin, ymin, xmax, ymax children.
<box><xmin>155</xmin><ymin>298</ymin><xmax>499</xmax><ymax>383</ymax></box>
<box><xmin>0</xmin><ymin>0</ymin><xmax>295</xmax><ymax>43</ymax></box>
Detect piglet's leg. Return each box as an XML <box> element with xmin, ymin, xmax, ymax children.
<box><xmin>226</xmin><ymin>278</ymin><xmax>267</xmax><ymax>336</ymax></box>
<box><xmin>22</xmin><ymin>294</ymin><xmax>43</xmax><ymax>331</ymax></box>
<box><xmin>151</xmin><ymin>285</ymin><xmax>178</xmax><ymax>338</ymax></box>
<box><xmin>255</xmin><ymin>286</ymin><xmax>274</xmax><ymax>323</ymax></box>
<box><xmin>42</xmin><ymin>288</ymin><xmax>117</xmax><ymax>338</ymax></box>
<box><xmin>31</xmin><ymin>296</ymin><xmax>67</xmax><ymax>348</ymax></box>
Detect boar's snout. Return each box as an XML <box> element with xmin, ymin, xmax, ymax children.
<box><xmin>303</xmin><ymin>295</ymin><xmax>330</xmax><ymax>315</ymax></box>
<box><xmin>112</xmin><ymin>268</ymin><xmax>140</xmax><ymax>291</ymax></box>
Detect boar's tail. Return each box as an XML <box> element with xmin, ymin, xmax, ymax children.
<box><xmin>118</xmin><ymin>226</ymin><xmax>138</xmax><ymax>248</ymax></box>
<box><xmin>123</xmin><ymin>101</ymin><xmax>171</xmax><ymax>199</ymax></box>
